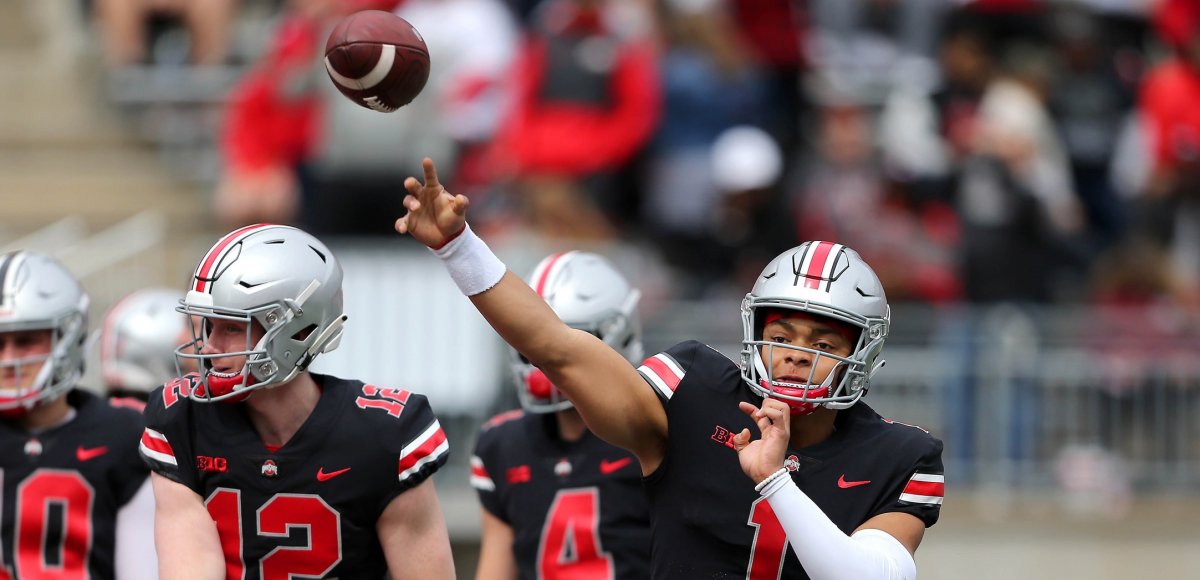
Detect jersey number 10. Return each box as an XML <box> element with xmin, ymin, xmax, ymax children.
<box><xmin>0</xmin><ymin>469</ymin><xmax>94</xmax><ymax>580</ymax></box>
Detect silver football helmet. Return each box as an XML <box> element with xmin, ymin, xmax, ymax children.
<box><xmin>100</xmin><ymin>288</ymin><xmax>187</xmax><ymax>395</ymax></box>
<box><xmin>740</xmin><ymin>241</ymin><xmax>889</xmax><ymax>414</ymax></box>
<box><xmin>177</xmin><ymin>224</ymin><xmax>347</xmax><ymax>402</ymax></box>
<box><xmin>513</xmin><ymin>252</ymin><xmax>643</xmax><ymax>413</ymax></box>
<box><xmin>0</xmin><ymin>251</ymin><xmax>89</xmax><ymax>416</ymax></box>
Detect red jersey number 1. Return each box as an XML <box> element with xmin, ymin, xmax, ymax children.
<box><xmin>746</xmin><ymin>497</ymin><xmax>788</xmax><ymax>580</ymax></box>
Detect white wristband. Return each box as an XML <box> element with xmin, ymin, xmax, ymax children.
<box><xmin>430</xmin><ymin>224</ymin><xmax>506</xmax><ymax>296</ymax></box>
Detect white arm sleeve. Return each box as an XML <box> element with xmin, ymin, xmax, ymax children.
<box><xmin>762</xmin><ymin>477</ymin><xmax>917</xmax><ymax>580</ymax></box>
<box><xmin>116</xmin><ymin>478</ymin><xmax>159</xmax><ymax>580</ymax></box>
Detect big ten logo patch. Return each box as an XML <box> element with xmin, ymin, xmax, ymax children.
<box><xmin>197</xmin><ymin>455</ymin><xmax>229</xmax><ymax>473</ymax></box>
<box><xmin>711</xmin><ymin>425</ymin><xmax>736</xmax><ymax>449</ymax></box>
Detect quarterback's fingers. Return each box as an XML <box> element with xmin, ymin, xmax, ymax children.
<box><xmin>423</xmin><ymin>157</ymin><xmax>440</xmax><ymax>189</ymax></box>
<box><xmin>403</xmin><ymin>195</ymin><xmax>420</xmax><ymax>212</ymax></box>
<box><xmin>762</xmin><ymin>404</ymin><xmax>786</xmax><ymax>424</ymax></box>
<box><xmin>757</xmin><ymin>414</ymin><xmax>774</xmax><ymax>433</ymax></box>
<box><xmin>404</xmin><ymin>175</ymin><xmax>420</xmax><ymax>195</ymax></box>
<box><xmin>762</xmin><ymin>397</ymin><xmax>789</xmax><ymax>414</ymax></box>
<box><xmin>733</xmin><ymin>428</ymin><xmax>751</xmax><ymax>451</ymax></box>
<box><xmin>395</xmin><ymin>216</ymin><xmax>408</xmax><ymax>235</ymax></box>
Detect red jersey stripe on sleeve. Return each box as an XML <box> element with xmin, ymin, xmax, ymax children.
<box><xmin>638</xmin><ymin>353</ymin><xmax>685</xmax><ymax>399</ymax></box>
<box><xmin>469</xmin><ymin>455</ymin><xmax>495</xmax><ymax>492</ymax></box>
<box><xmin>139</xmin><ymin>428</ymin><xmax>178</xmax><ymax>466</ymax></box>
<box><xmin>398</xmin><ymin>420</ymin><xmax>449</xmax><ymax>483</ymax></box>
<box><xmin>899</xmin><ymin>473</ymin><xmax>944</xmax><ymax>505</ymax></box>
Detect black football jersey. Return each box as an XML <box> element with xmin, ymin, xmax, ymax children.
<box><xmin>472</xmin><ymin>409</ymin><xmax>651</xmax><ymax>579</ymax></box>
<box><xmin>638</xmin><ymin>341</ymin><xmax>944</xmax><ymax>579</ymax></box>
<box><xmin>140</xmin><ymin>373</ymin><xmax>449</xmax><ymax>580</ymax></box>
<box><xmin>0</xmin><ymin>390</ymin><xmax>149</xmax><ymax>579</ymax></box>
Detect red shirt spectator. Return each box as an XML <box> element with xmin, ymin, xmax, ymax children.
<box><xmin>490</xmin><ymin>0</ymin><xmax>660</xmax><ymax>178</ymax></box>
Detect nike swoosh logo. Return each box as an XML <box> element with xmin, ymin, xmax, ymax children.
<box><xmin>599</xmin><ymin>457</ymin><xmax>633</xmax><ymax>475</ymax></box>
<box><xmin>316</xmin><ymin>467</ymin><xmax>351</xmax><ymax>482</ymax></box>
<box><xmin>76</xmin><ymin>445</ymin><xmax>109</xmax><ymax>462</ymax></box>
<box><xmin>837</xmin><ymin>475</ymin><xmax>871</xmax><ymax>489</ymax></box>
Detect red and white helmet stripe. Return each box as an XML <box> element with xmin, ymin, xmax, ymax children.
<box><xmin>530</xmin><ymin>251</ymin><xmax>575</xmax><ymax>298</ymax></box>
<box><xmin>191</xmin><ymin>223</ymin><xmax>276</xmax><ymax>293</ymax></box>
<box><xmin>797</xmin><ymin>241</ymin><xmax>845</xmax><ymax>291</ymax></box>
<box><xmin>0</xmin><ymin>251</ymin><xmax>26</xmax><ymax>313</ymax></box>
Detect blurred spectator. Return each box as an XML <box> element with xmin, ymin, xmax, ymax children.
<box><xmin>1046</xmin><ymin>3</ymin><xmax>1136</xmax><ymax>251</ymax></box>
<box><xmin>93</xmin><ymin>0</ymin><xmax>238</xmax><ymax>66</ymax></box>
<box><xmin>958</xmin><ymin>42</ymin><xmax>1084</xmax><ymax>303</ymax></box>
<box><xmin>1136</xmin><ymin>0</ymin><xmax>1200</xmax><ymax>293</ymax></box>
<box><xmin>794</xmin><ymin>84</ymin><xmax>961</xmax><ymax>304</ymax></box>
<box><xmin>214</xmin><ymin>0</ymin><xmax>336</xmax><ymax>229</ymax></box>
<box><xmin>879</xmin><ymin>7</ymin><xmax>996</xmax><ymax>203</ymax></box>
<box><xmin>489</xmin><ymin>0</ymin><xmax>660</xmax><ymax>242</ymax></box>
<box><xmin>727</xmin><ymin>0</ymin><xmax>810</xmax><ymax>157</ymax></box>
<box><xmin>639</xmin><ymin>0</ymin><xmax>765</xmax><ymax>294</ymax></box>
<box><xmin>706</xmin><ymin>125</ymin><xmax>787</xmax><ymax>294</ymax></box>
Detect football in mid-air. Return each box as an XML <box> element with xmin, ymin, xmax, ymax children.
<box><xmin>323</xmin><ymin>10</ymin><xmax>430</xmax><ymax>113</ymax></box>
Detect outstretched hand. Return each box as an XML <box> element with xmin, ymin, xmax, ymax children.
<box><xmin>733</xmin><ymin>398</ymin><xmax>792</xmax><ymax>485</ymax></box>
<box><xmin>395</xmin><ymin>157</ymin><xmax>470</xmax><ymax>248</ymax></box>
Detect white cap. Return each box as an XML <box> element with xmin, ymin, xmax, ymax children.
<box><xmin>710</xmin><ymin>125</ymin><xmax>783</xmax><ymax>192</ymax></box>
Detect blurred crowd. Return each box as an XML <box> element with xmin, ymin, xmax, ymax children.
<box><xmin>86</xmin><ymin>0</ymin><xmax>1200</xmax><ymax>318</ymax></box>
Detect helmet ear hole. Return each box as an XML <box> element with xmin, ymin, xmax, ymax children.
<box><xmin>291</xmin><ymin>324</ymin><xmax>317</xmax><ymax>342</ymax></box>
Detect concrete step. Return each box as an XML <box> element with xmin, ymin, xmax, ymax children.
<box><xmin>0</xmin><ymin>2</ymin><xmax>36</xmax><ymax>50</ymax></box>
<box><xmin>0</xmin><ymin>0</ymin><xmax>220</xmax><ymax>253</ymax></box>
<box><xmin>0</xmin><ymin>142</ymin><xmax>211</xmax><ymax>233</ymax></box>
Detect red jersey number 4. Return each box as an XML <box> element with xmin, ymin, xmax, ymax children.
<box><xmin>538</xmin><ymin>488</ymin><xmax>614</xmax><ymax>579</ymax></box>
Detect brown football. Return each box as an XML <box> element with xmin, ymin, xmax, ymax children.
<box><xmin>323</xmin><ymin>10</ymin><xmax>430</xmax><ymax>113</ymax></box>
